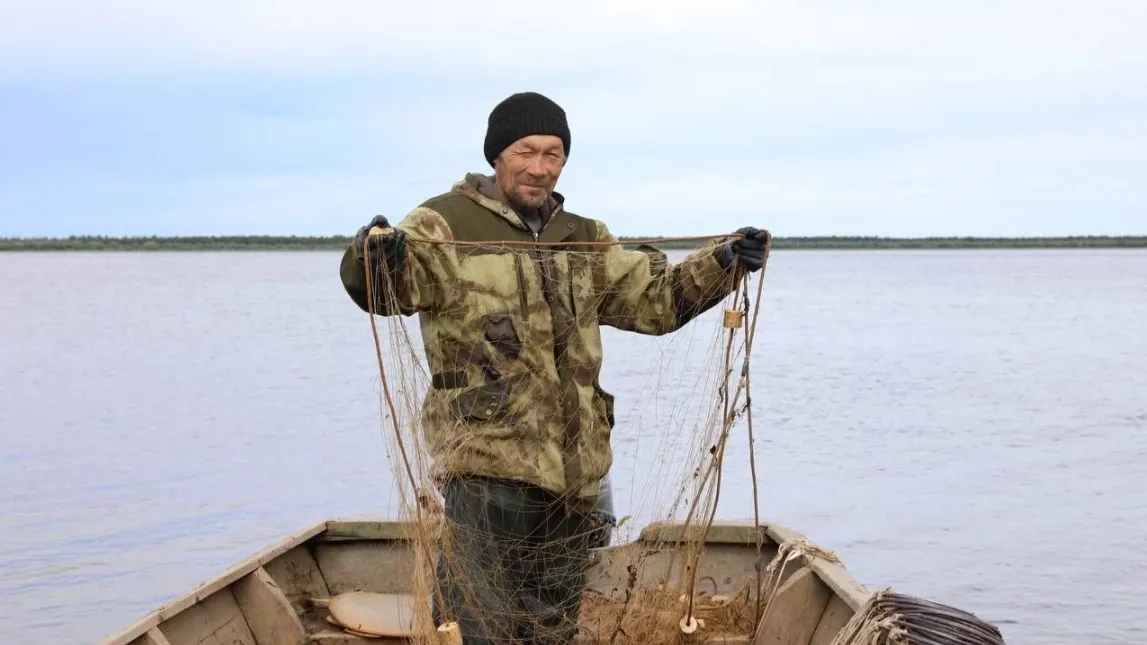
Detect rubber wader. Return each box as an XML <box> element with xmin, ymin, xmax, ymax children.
<box><xmin>587</xmin><ymin>473</ymin><xmax>617</xmax><ymax>549</ymax></box>
<box><xmin>431</xmin><ymin>475</ymin><xmax>600</xmax><ymax>645</ymax></box>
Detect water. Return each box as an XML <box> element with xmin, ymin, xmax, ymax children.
<box><xmin>1</xmin><ymin>249</ymin><xmax>1144</xmax><ymax>644</ymax></box>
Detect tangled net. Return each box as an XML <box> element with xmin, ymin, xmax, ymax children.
<box><xmin>828</xmin><ymin>589</ymin><xmax>1008</xmax><ymax>645</ymax></box>
<box><xmin>356</xmin><ymin>227</ymin><xmax>770</xmax><ymax>645</ymax></box>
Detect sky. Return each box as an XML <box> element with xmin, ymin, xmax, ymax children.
<box><xmin>0</xmin><ymin>0</ymin><xmax>1145</xmax><ymax>238</ymax></box>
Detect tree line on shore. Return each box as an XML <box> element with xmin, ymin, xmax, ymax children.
<box><xmin>1</xmin><ymin>234</ymin><xmax>1145</xmax><ymax>251</ymax></box>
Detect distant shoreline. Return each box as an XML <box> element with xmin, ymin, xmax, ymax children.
<box><xmin>1</xmin><ymin>235</ymin><xmax>1145</xmax><ymax>251</ymax></box>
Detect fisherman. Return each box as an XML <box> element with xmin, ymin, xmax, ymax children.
<box><xmin>339</xmin><ymin>91</ymin><xmax>767</xmax><ymax>645</ymax></box>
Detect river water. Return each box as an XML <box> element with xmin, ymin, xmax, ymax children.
<box><xmin>1</xmin><ymin>249</ymin><xmax>1144</xmax><ymax>644</ymax></box>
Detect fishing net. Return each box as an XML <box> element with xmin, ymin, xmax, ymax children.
<box><xmin>347</xmin><ymin>225</ymin><xmax>1007</xmax><ymax>645</ymax></box>
<box><xmin>827</xmin><ymin>589</ymin><xmax>1007</xmax><ymax>645</ymax></box>
<box><xmin>355</xmin><ymin>227</ymin><xmax>770</xmax><ymax>645</ymax></box>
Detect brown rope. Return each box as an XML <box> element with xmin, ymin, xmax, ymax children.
<box><xmin>685</xmin><ymin>262</ymin><xmax>747</xmax><ymax>621</ymax></box>
<box><xmin>616</xmin><ymin>238</ymin><xmax>770</xmax><ymax>632</ymax></box>
<box><xmin>362</xmin><ymin>247</ymin><xmax>451</xmax><ymax>623</ymax></box>
<box><xmin>743</xmin><ymin>236</ymin><xmax>772</xmax><ymax>632</ymax></box>
<box><xmin>683</xmin><ymin>239</ymin><xmax>773</xmax><ymax>623</ymax></box>
<box><xmin>392</xmin><ymin>232</ymin><xmax>744</xmax><ymax>248</ymax></box>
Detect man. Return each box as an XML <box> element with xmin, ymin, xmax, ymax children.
<box><xmin>339</xmin><ymin>91</ymin><xmax>767</xmax><ymax>644</ymax></box>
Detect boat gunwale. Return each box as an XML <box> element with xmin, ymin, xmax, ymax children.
<box><xmin>99</xmin><ymin>520</ymin><xmax>331</xmax><ymax>645</ymax></box>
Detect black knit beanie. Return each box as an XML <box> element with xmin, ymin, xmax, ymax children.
<box><xmin>483</xmin><ymin>91</ymin><xmax>571</xmax><ymax>167</ymax></box>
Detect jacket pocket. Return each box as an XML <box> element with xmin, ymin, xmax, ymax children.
<box><xmin>583</xmin><ymin>381</ymin><xmax>616</xmax><ymax>484</ymax></box>
<box><xmin>449</xmin><ymin>379</ymin><xmax>513</xmax><ymax>423</ymax></box>
<box><xmin>481</xmin><ymin>311</ymin><xmax>522</xmax><ymax>358</ymax></box>
<box><xmin>513</xmin><ymin>252</ymin><xmax>529</xmax><ymax>314</ymax></box>
<box><xmin>566</xmin><ymin>251</ymin><xmax>595</xmax><ymax>322</ymax></box>
<box><xmin>592</xmin><ymin>381</ymin><xmax>616</xmax><ymax>430</ymax></box>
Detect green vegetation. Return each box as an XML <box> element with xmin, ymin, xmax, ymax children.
<box><xmin>0</xmin><ymin>234</ymin><xmax>1144</xmax><ymax>252</ymax></box>
<box><xmin>0</xmin><ymin>235</ymin><xmax>351</xmax><ymax>251</ymax></box>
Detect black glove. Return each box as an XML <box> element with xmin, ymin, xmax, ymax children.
<box><xmin>720</xmin><ymin>226</ymin><xmax>768</xmax><ymax>272</ymax></box>
<box><xmin>354</xmin><ymin>215</ymin><xmax>406</xmax><ymax>279</ymax></box>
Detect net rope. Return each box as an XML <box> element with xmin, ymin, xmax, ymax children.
<box><xmin>355</xmin><ymin>230</ymin><xmax>770</xmax><ymax>645</ymax></box>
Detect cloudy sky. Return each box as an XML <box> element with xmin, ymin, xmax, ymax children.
<box><xmin>1</xmin><ymin>0</ymin><xmax>1144</xmax><ymax>238</ymax></box>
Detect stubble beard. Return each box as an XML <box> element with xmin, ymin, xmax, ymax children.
<box><xmin>509</xmin><ymin>185</ymin><xmax>549</xmax><ymax>212</ymax></box>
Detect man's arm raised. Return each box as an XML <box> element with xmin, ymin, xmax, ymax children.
<box><xmin>595</xmin><ymin>222</ymin><xmax>769</xmax><ymax>335</ymax></box>
<box><xmin>339</xmin><ymin>208</ymin><xmax>459</xmax><ymax>316</ymax></box>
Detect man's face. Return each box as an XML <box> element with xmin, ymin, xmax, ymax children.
<box><xmin>494</xmin><ymin>134</ymin><xmax>566</xmax><ymax>211</ymax></box>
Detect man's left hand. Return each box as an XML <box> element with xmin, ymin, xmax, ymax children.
<box><xmin>724</xmin><ymin>226</ymin><xmax>769</xmax><ymax>272</ymax></box>
<box><xmin>354</xmin><ymin>215</ymin><xmax>407</xmax><ymax>277</ymax></box>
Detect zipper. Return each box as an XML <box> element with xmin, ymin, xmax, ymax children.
<box><xmin>514</xmin><ymin>252</ymin><xmax>529</xmax><ymax>313</ymax></box>
<box><xmin>531</xmin><ymin>212</ymin><xmax>545</xmax><ymax>303</ymax></box>
<box><xmin>499</xmin><ymin>203</ymin><xmax>537</xmax><ymax>312</ymax></box>
<box><xmin>568</xmin><ymin>268</ymin><xmax>577</xmax><ymax>319</ymax></box>
<box><xmin>534</xmin><ymin>202</ymin><xmax>558</xmax><ymax>240</ymax></box>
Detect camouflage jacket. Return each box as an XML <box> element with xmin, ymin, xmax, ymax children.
<box><xmin>340</xmin><ymin>174</ymin><xmax>739</xmax><ymax>502</ymax></box>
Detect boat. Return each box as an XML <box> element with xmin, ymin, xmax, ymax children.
<box><xmin>96</xmin><ymin>514</ymin><xmax>1007</xmax><ymax>645</ymax></box>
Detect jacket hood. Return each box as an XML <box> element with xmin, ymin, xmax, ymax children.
<box><xmin>456</xmin><ymin>172</ymin><xmax>565</xmax><ymax>213</ymax></box>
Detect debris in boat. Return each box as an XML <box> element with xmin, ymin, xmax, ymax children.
<box><xmin>324</xmin><ymin>616</ymin><xmax>389</xmax><ymax>640</ymax></box>
<box><xmin>577</xmin><ymin>581</ymin><xmax>755</xmax><ymax>645</ymax></box>
<box><xmin>436</xmin><ymin>621</ymin><xmax>462</xmax><ymax>645</ymax></box>
<box><xmin>317</xmin><ymin>591</ymin><xmax>417</xmax><ymax>639</ymax></box>
<box><xmin>679</xmin><ymin>614</ymin><xmax>705</xmax><ymax>644</ymax></box>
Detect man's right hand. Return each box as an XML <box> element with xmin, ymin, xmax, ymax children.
<box><xmin>717</xmin><ymin>226</ymin><xmax>769</xmax><ymax>272</ymax></box>
<box><xmin>354</xmin><ymin>215</ymin><xmax>407</xmax><ymax>277</ymax></box>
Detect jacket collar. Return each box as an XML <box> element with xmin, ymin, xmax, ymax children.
<box><xmin>452</xmin><ymin>173</ymin><xmax>570</xmax><ymax>241</ymax></box>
